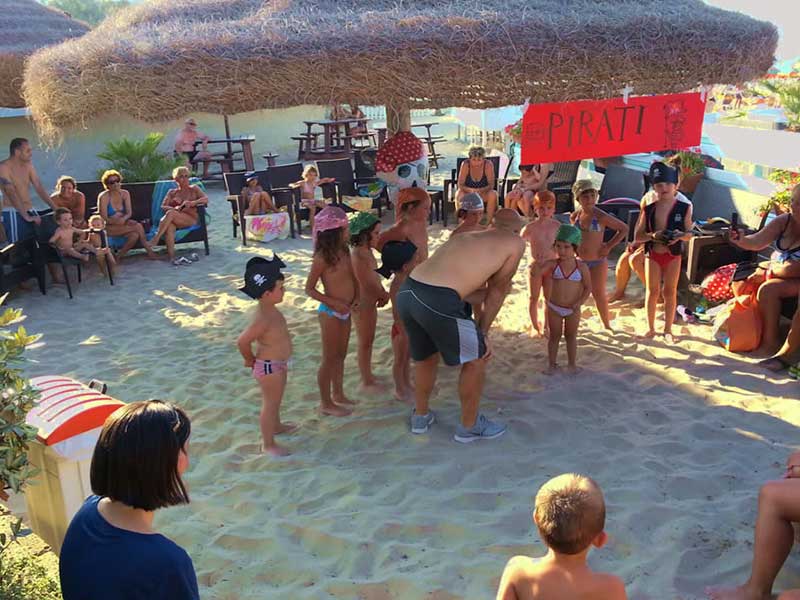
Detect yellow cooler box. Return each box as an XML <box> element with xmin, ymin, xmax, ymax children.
<box><xmin>24</xmin><ymin>376</ymin><xmax>124</xmax><ymax>552</ymax></box>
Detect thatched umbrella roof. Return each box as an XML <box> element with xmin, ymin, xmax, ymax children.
<box><xmin>23</xmin><ymin>0</ymin><xmax>777</xmax><ymax>139</ymax></box>
<box><xmin>0</xmin><ymin>0</ymin><xmax>89</xmax><ymax>108</ymax></box>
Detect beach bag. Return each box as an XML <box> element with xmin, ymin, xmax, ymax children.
<box><xmin>340</xmin><ymin>195</ymin><xmax>374</xmax><ymax>212</ymax></box>
<box><xmin>244</xmin><ymin>212</ymin><xmax>290</xmax><ymax>243</ymax></box>
<box><xmin>711</xmin><ymin>293</ymin><xmax>762</xmax><ymax>352</ymax></box>
<box><xmin>701</xmin><ymin>263</ymin><xmax>736</xmax><ymax>304</ymax></box>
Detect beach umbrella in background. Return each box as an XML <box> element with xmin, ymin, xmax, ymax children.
<box><xmin>22</xmin><ymin>0</ymin><xmax>778</xmax><ymax>141</ymax></box>
<box><xmin>0</xmin><ymin>0</ymin><xmax>89</xmax><ymax>108</ymax></box>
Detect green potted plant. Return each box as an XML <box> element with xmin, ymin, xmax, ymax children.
<box><xmin>759</xmin><ymin>168</ymin><xmax>800</xmax><ymax>217</ymax></box>
<box><xmin>96</xmin><ymin>132</ymin><xmax>185</xmax><ymax>183</ymax></box>
<box><xmin>668</xmin><ymin>150</ymin><xmax>706</xmax><ymax>196</ymax></box>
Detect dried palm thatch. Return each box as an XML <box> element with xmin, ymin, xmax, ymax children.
<box><xmin>24</xmin><ymin>0</ymin><xmax>777</xmax><ymax>140</ymax></box>
<box><xmin>0</xmin><ymin>0</ymin><xmax>89</xmax><ymax>108</ymax></box>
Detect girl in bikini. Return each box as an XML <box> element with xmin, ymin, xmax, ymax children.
<box><xmin>241</xmin><ymin>174</ymin><xmax>276</xmax><ymax>215</ymax></box>
<box><xmin>570</xmin><ymin>180</ymin><xmax>628</xmax><ymax>330</ymax></box>
<box><xmin>292</xmin><ymin>165</ymin><xmax>335</xmax><ymax>229</ymax></box>
<box><xmin>304</xmin><ymin>206</ymin><xmax>359</xmax><ymax>416</ymax></box>
<box><xmin>349</xmin><ymin>211</ymin><xmax>389</xmax><ymax>393</ymax></box>
<box><xmin>633</xmin><ymin>162</ymin><xmax>694</xmax><ymax>340</ymax></box>
<box><xmin>536</xmin><ymin>225</ymin><xmax>591</xmax><ymax>374</ymax></box>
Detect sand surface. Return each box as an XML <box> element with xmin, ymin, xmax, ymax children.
<box><xmin>10</xmin><ymin>187</ymin><xmax>800</xmax><ymax>600</ymax></box>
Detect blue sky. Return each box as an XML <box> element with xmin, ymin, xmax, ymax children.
<box><xmin>705</xmin><ymin>0</ymin><xmax>798</xmax><ymax>61</ymax></box>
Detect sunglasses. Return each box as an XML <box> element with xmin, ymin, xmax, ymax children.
<box><xmin>176</xmin><ymin>174</ymin><xmax>190</xmax><ymax>179</ymax></box>
<box><xmin>107</xmin><ymin>179</ymin><xmax>121</xmax><ymax>185</ymax></box>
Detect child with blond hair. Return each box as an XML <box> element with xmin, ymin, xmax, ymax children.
<box><xmin>49</xmin><ymin>207</ymin><xmax>101</xmax><ymax>263</ymax></box>
<box><xmin>292</xmin><ymin>165</ymin><xmax>335</xmax><ymax>228</ymax></box>
<box><xmin>349</xmin><ymin>211</ymin><xmax>389</xmax><ymax>392</ymax></box>
<box><xmin>536</xmin><ymin>224</ymin><xmax>591</xmax><ymax>374</ymax></box>
<box><xmin>521</xmin><ymin>191</ymin><xmax>561</xmax><ymax>337</ymax></box>
<box><xmin>496</xmin><ymin>473</ymin><xmax>627</xmax><ymax>600</ymax></box>
<box><xmin>304</xmin><ymin>206</ymin><xmax>359</xmax><ymax>416</ymax></box>
<box><xmin>237</xmin><ymin>256</ymin><xmax>297</xmax><ymax>456</ymax></box>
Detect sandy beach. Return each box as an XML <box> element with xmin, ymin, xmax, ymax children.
<box><xmin>9</xmin><ymin>188</ymin><xmax>800</xmax><ymax>599</ymax></box>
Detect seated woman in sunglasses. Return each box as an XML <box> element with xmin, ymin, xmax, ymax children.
<box><xmin>97</xmin><ymin>170</ymin><xmax>157</xmax><ymax>260</ymax></box>
<box><xmin>150</xmin><ymin>166</ymin><xmax>208</xmax><ymax>266</ymax></box>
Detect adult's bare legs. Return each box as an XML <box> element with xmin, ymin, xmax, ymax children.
<box><xmin>413</xmin><ymin>353</ymin><xmax>439</xmax><ymax>416</ymax></box>
<box><xmin>458</xmin><ymin>358</ymin><xmax>486</xmax><ymax>428</ymax></box>
<box><xmin>611</xmin><ymin>247</ymin><xmax>633</xmax><ymax>301</ymax></box>
<box><xmin>482</xmin><ymin>190</ymin><xmax>499</xmax><ymax>223</ymax></box>
<box><xmin>707</xmin><ymin>479</ymin><xmax>800</xmax><ymax>600</ymax></box>
<box><xmin>771</xmin><ymin>293</ymin><xmax>800</xmax><ymax>365</ymax></box>
<box><xmin>757</xmin><ymin>280</ymin><xmax>800</xmax><ymax>354</ymax></box>
<box><xmin>164</xmin><ymin>226</ymin><xmax>177</xmax><ymax>261</ymax></box>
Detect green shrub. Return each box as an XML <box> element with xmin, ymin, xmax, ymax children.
<box><xmin>0</xmin><ymin>553</ymin><xmax>61</xmax><ymax>600</ymax></box>
<box><xmin>96</xmin><ymin>132</ymin><xmax>184</xmax><ymax>183</ymax></box>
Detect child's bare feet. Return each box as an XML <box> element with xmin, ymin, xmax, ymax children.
<box><xmin>320</xmin><ymin>404</ymin><xmax>352</xmax><ymax>417</ymax></box>
<box><xmin>276</xmin><ymin>422</ymin><xmax>300</xmax><ymax>434</ymax></box>
<box><xmin>705</xmin><ymin>584</ymin><xmax>767</xmax><ymax>600</ymax></box>
<box><xmin>262</xmin><ymin>443</ymin><xmax>291</xmax><ymax>457</ymax></box>
<box><xmin>544</xmin><ymin>364</ymin><xmax>559</xmax><ymax>375</ymax></box>
<box><xmin>528</xmin><ymin>325</ymin><xmax>544</xmax><ymax>338</ymax></box>
<box><xmin>609</xmin><ymin>291</ymin><xmax>626</xmax><ymax>303</ymax></box>
<box><xmin>393</xmin><ymin>388</ymin><xmax>414</xmax><ymax>404</ymax></box>
<box><xmin>638</xmin><ymin>330</ymin><xmax>657</xmax><ymax>340</ymax></box>
<box><xmin>565</xmin><ymin>365</ymin><xmax>582</xmax><ymax>374</ymax></box>
<box><xmin>334</xmin><ymin>395</ymin><xmax>357</xmax><ymax>406</ymax></box>
<box><xmin>663</xmin><ymin>332</ymin><xmax>677</xmax><ymax>344</ymax></box>
<box><xmin>359</xmin><ymin>380</ymin><xmax>386</xmax><ymax>394</ymax></box>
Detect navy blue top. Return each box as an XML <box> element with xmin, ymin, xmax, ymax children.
<box><xmin>60</xmin><ymin>495</ymin><xmax>199</xmax><ymax>600</ymax></box>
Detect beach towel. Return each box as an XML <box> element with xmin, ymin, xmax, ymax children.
<box><xmin>340</xmin><ymin>196</ymin><xmax>374</xmax><ymax>212</ymax></box>
<box><xmin>712</xmin><ymin>293</ymin><xmax>762</xmax><ymax>353</ymax></box>
<box><xmin>244</xmin><ymin>212</ymin><xmax>291</xmax><ymax>243</ymax></box>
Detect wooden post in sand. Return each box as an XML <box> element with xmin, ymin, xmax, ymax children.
<box><xmin>386</xmin><ymin>102</ymin><xmax>411</xmax><ymax>135</ymax></box>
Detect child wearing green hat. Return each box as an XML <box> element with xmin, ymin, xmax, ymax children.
<box><xmin>349</xmin><ymin>211</ymin><xmax>390</xmax><ymax>392</ymax></box>
<box><xmin>535</xmin><ymin>224</ymin><xmax>591</xmax><ymax>374</ymax></box>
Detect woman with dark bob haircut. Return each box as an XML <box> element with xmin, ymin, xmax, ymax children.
<box><xmin>59</xmin><ymin>400</ymin><xmax>199</xmax><ymax>600</ymax></box>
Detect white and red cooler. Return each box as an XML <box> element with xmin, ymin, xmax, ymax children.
<box><xmin>24</xmin><ymin>376</ymin><xmax>124</xmax><ymax>552</ymax></box>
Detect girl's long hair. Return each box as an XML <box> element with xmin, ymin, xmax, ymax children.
<box><xmin>315</xmin><ymin>227</ymin><xmax>346</xmax><ymax>266</ymax></box>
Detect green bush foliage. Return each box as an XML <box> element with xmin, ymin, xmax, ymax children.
<box><xmin>96</xmin><ymin>133</ymin><xmax>184</xmax><ymax>183</ymax></box>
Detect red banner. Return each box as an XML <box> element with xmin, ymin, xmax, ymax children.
<box><xmin>521</xmin><ymin>92</ymin><xmax>704</xmax><ymax>165</ymax></box>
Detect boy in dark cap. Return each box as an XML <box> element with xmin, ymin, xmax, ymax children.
<box><xmin>236</xmin><ymin>255</ymin><xmax>297</xmax><ymax>456</ymax></box>
<box><xmin>633</xmin><ymin>161</ymin><xmax>694</xmax><ymax>341</ymax></box>
<box><xmin>376</xmin><ymin>241</ymin><xmax>418</xmax><ymax>402</ymax></box>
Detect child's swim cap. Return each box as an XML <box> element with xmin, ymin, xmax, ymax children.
<box><xmin>555</xmin><ymin>224</ymin><xmax>582</xmax><ymax>246</ymax></box>
<box><xmin>375</xmin><ymin>240</ymin><xmax>417</xmax><ymax>279</ymax></box>
<box><xmin>460</xmin><ymin>193</ymin><xmax>484</xmax><ymax>212</ymax></box>
<box><xmin>348</xmin><ymin>211</ymin><xmax>380</xmax><ymax>237</ymax></box>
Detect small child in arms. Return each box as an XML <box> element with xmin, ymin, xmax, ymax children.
<box><xmin>536</xmin><ymin>224</ymin><xmax>591</xmax><ymax>374</ymax></box>
<box><xmin>496</xmin><ymin>473</ymin><xmax>627</xmax><ymax>600</ymax></box>
<box><xmin>521</xmin><ymin>191</ymin><xmax>561</xmax><ymax>337</ymax></box>
<box><xmin>504</xmin><ymin>164</ymin><xmax>553</xmax><ymax>218</ymax></box>
<box><xmin>375</xmin><ymin>240</ymin><xmax>418</xmax><ymax>403</ymax></box>
<box><xmin>237</xmin><ymin>255</ymin><xmax>298</xmax><ymax>456</ymax></box>
<box><xmin>450</xmin><ymin>192</ymin><xmax>486</xmax><ymax>237</ymax></box>
<box><xmin>305</xmin><ymin>206</ymin><xmax>358</xmax><ymax>416</ymax></box>
<box><xmin>292</xmin><ymin>165</ymin><xmax>334</xmax><ymax>228</ymax></box>
<box><xmin>242</xmin><ymin>173</ymin><xmax>276</xmax><ymax>216</ymax></box>
<box><xmin>86</xmin><ymin>214</ymin><xmax>116</xmax><ymax>276</ymax></box>
<box><xmin>50</xmin><ymin>207</ymin><xmax>99</xmax><ymax>263</ymax></box>
<box><xmin>349</xmin><ymin>211</ymin><xmax>390</xmax><ymax>392</ymax></box>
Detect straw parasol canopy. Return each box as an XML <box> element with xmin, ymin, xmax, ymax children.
<box><xmin>0</xmin><ymin>0</ymin><xmax>89</xmax><ymax>108</ymax></box>
<box><xmin>23</xmin><ymin>0</ymin><xmax>777</xmax><ymax>140</ymax></box>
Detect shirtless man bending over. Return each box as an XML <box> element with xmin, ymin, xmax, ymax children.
<box><xmin>396</xmin><ymin>208</ymin><xmax>525</xmax><ymax>443</ymax></box>
<box><xmin>0</xmin><ymin>138</ymin><xmax>57</xmax><ymax>243</ymax></box>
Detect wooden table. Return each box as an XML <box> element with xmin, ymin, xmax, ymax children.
<box><xmin>375</xmin><ymin>122</ymin><xmax>440</xmax><ymax>147</ymax></box>
<box><xmin>194</xmin><ymin>135</ymin><xmax>256</xmax><ymax>175</ymax></box>
<box><xmin>300</xmin><ymin>118</ymin><xmax>369</xmax><ymax>160</ymax></box>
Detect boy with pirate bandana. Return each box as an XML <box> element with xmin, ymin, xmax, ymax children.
<box><xmin>237</xmin><ymin>255</ymin><xmax>299</xmax><ymax>457</ymax></box>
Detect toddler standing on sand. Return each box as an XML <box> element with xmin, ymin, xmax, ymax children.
<box><xmin>536</xmin><ymin>224</ymin><xmax>591</xmax><ymax>374</ymax></box>
<box><xmin>237</xmin><ymin>255</ymin><xmax>298</xmax><ymax>457</ymax></box>
<box><xmin>521</xmin><ymin>191</ymin><xmax>561</xmax><ymax>337</ymax></box>
<box><xmin>376</xmin><ymin>240</ymin><xmax>418</xmax><ymax>403</ymax></box>
<box><xmin>304</xmin><ymin>206</ymin><xmax>359</xmax><ymax>416</ymax></box>
<box><xmin>496</xmin><ymin>473</ymin><xmax>627</xmax><ymax>600</ymax></box>
<box><xmin>349</xmin><ymin>211</ymin><xmax>390</xmax><ymax>392</ymax></box>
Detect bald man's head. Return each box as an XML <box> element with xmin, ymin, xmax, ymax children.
<box><xmin>492</xmin><ymin>208</ymin><xmax>523</xmax><ymax>234</ymax></box>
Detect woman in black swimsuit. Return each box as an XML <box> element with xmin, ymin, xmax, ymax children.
<box><xmin>456</xmin><ymin>146</ymin><xmax>498</xmax><ymax>223</ymax></box>
<box><xmin>729</xmin><ymin>183</ymin><xmax>800</xmax><ymax>369</ymax></box>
